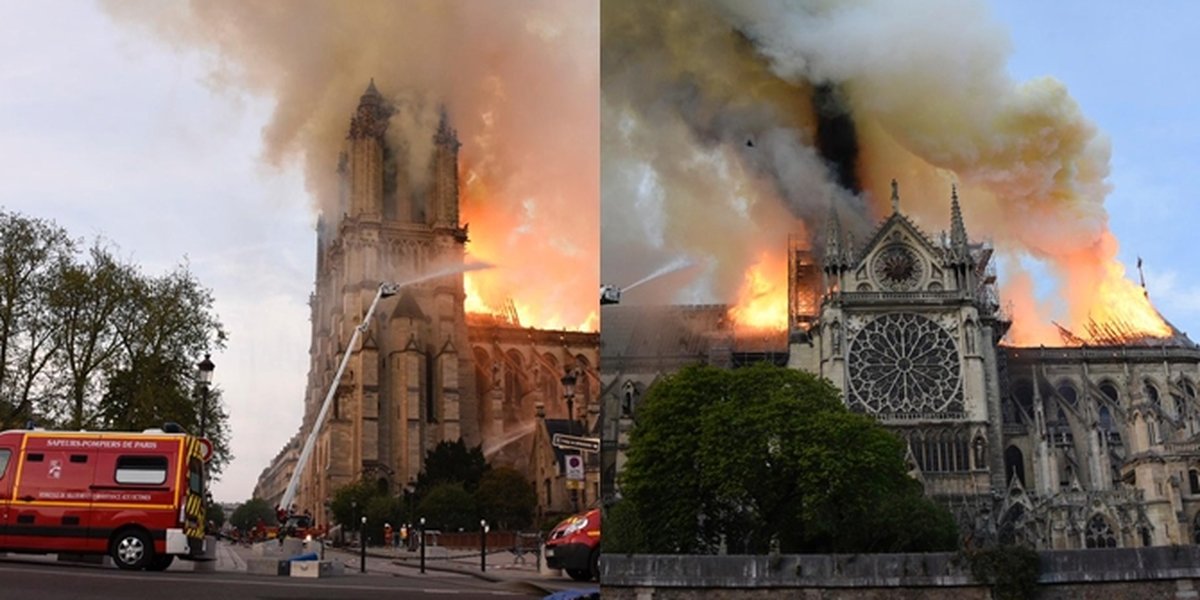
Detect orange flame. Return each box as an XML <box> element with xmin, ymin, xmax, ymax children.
<box><xmin>728</xmin><ymin>252</ymin><xmax>788</xmax><ymax>332</ymax></box>
<box><xmin>459</xmin><ymin>165</ymin><xmax>598</xmax><ymax>333</ymax></box>
<box><xmin>1004</xmin><ymin>230</ymin><xmax>1171</xmax><ymax>346</ymax></box>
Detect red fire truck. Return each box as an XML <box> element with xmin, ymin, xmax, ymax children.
<box><xmin>0</xmin><ymin>427</ymin><xmax>210</xmax><ymax>570</ymax></box>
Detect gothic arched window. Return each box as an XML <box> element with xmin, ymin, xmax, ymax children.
<box><xmin>1100</xmin><ymin>382</ymin><xmax>1120</xmax><ymax>404</ymax></box>
<box><xmin>1057</xmin><ymin>382</ymin><xmax>1078</xmax><ymax>407</ymax></box>
<box><xmin>1193</xmin><ymin>512</ymin><xmax>1200</xmax><ymax>544</ymax></box>
<box><xmin>1145</xmin><ymin>381</ymin><xmax>1161</xmax><ymax>408</ymax></box>
<box><xmin>1085</xmin><ymin>515</ymin><xmax>1118</xmax><ymax>548</ymax></box>
<box><xmin>1012</xmin><ymin>380</ymin><xmax>1035</xmax><ymax>425</ymax></box>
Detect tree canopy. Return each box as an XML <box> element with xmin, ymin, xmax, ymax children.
<box><xmin>229</xmin><ymin>498</ymin><xmax>276</xmax><ymax>532</ymax></box>
<box><xmin>415</xmin><ymin>439</ymin><xmax>490</xmax><ymax>495</ymax></box>
<box><xmin>611</xmin><ymin>362</ymin><xmax>959</xmax><ymax>554</ymax></box>
<box><xmin>475</xmin><ymin>466</ymin><xmax>537</xmax><ymax>530</ymax></box>
<box><xmin>0</xmin><ymin>210</ymin><xmax>229</xmax><ymax>475</ymax></box>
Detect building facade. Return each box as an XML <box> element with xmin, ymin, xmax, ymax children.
<box><xmin>255</xmin><ymin>83</ymin><xmax>598</xmax><ymax>525</ymax></box>
<box><xmin>604</xmin><ymin>182</ymin><xmax>1200</xmax><ymax>549</ymax></box>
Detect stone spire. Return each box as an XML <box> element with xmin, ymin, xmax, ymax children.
<box><xmin>824</xmin><ymin>200</ymin><xmax>845</xmax><ymax>270</ymax></box>
<box><xmin>434</xmin><ymin>105</ymin><xmax>461</xmax><ymax>149</ymax></box>
<box><xmin>948</xmin><ymin>184</ymin><xmax>971</xmax><ymax>264</ymax></box>
<box><xmin>890</xmin><ymin>179</ymin><xmax>900</xmax><ymax>213</ymax></box>
<box><xmin>348</xmin><ymin>78</ymin><xmax>390</xmax><ymax>140</ymax></box>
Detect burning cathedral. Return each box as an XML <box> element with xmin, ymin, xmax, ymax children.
<box><xmin>603</xmin><ymin>181</ymin><xmax>1200</xmax><ymax>550</ymax></box>
<box><xmin>254</xmin><ymin>83</ymin><xmax>600</xmax><ymax>525</ymax></box>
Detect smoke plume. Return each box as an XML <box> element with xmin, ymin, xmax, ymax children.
<box><xmin>104</xmin><ymin>0</ymin><xmax>599</xmax><ymax>331</ymax></box>
<box><xmin>603</xmin><ymin>0</ymin><xmax>1163</xmax><ymax>343</ymax></box>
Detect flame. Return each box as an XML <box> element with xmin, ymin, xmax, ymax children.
<box><xmin>728</xmin><ymin>252</ymin><xmax>788</xmax><ymax>332</ymax></box>
<box><xmin>1004</xmin><ymin>234</ymin><xmax>1171</xmax><ymax>346</ymax></box>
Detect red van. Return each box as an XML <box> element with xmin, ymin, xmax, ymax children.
<box><xmin>544</xmin><ymin>507</ymin><xmax>600</xmax><ymax>582</ymax></box>
<box><xmin>0</xmin><ymin>428</ymin><xmax>210</xmax><ymax>570</ymax></box>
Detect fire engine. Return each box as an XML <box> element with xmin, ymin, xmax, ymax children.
<box><xmin>0</xmin><ymin>426</ymin><xmax>211</xmax><ymax>570</ymax></box>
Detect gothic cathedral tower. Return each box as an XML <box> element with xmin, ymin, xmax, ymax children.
<box><xmin>299</xmin><ymin>81</ymin><xmax>476</xmax><ymax>518</ymax></box>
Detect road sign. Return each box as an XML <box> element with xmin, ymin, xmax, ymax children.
<box><xmin>552</xmin><ymin>433</ymin><xmax>600</xmax><ymax>454</ymax></box>
<box><xmin>566</xmin><ymin>479</ymin><xmax>585</xmax><ymax>490</ymax></box>
<box><xmin>197</xmin><ymin>437</ymin><xmax>214</xmax><ymax>462</ymax></box>
<box><xmin>565</xmin><ymin>454</ymin><xmax>584</xmax><ymax>481</ymax></box>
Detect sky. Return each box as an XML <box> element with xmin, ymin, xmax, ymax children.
<box><xmin>2</xmin><ymin>0</ymin><xmax>1200</xmax><ymax>501</ymax></box>
<box><xmin>988</xmin><ymin>1</ymin><xmax>1200</xmax><ymax>339</ymax></box>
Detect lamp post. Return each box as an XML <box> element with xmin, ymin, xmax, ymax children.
<box><xmin>360</xmin><ymin>515</ymin><xmax>367</xmax><ymax>573</ymax></box>
<box><xmin>196</xmin><ymin>354</ymin><xmax>215</xmax><ymax>439</ymax></box>
<box><xmin>560</xmin><ymin>368</ymin><xmax>577</xmax><ymax>425</ymax></box>
<box><xmin>480</xmin><ymin>519</ymin><xmax>489</xmax><ymax>572</ymax></box>
<box><xmin>419</xmin><ymin>517</ymin><xmax>427</xmax><ymax>574</ymax></box>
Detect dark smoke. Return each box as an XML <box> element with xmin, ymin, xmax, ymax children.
<box><xmin>812</xmin><ymin>85</ymin><xmax>860</xmax><ymax>194</ymax></box>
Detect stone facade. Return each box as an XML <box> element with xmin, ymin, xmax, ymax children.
<box><xmin>602</xmin><ymin>182</ymin><xmax>1200</xmax><ymax>550</ymax></box>
<box><xmin>255</xmin><ymin>83</ymin><xmax>599</xmax><ymax>526</ymax></box>
<box><xmin>602</xmin><ymin>548</ymin><xmax>1200</xmax><ymax>599</ymax></box>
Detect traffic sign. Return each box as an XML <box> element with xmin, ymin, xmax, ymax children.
<box><xmin>552</xmin><ymin>433</ymin><xmax>600</xmax><ymax>454</ymax></box>
<box><xmin>197</xmin><ymin>438</ymin><xmax>213</xmax><ymax>462</ymax></box>
<box><xmin>566</xmin><ymin>479</ymin><xmax>585</xmax><ymax>490</ymax></box>
<box><xmin>564</xmin><ymin>454</ymin><xmax>585</xmax><ymax>481</ymax></box>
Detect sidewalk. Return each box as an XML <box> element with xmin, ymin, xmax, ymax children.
<box><xmin>219</xmin><ymin>539</ymin><xmax>579</xmax><ymax>594</ymax></box>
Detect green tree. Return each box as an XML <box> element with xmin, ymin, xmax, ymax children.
<box><xmin>416</xmin><ymin>439</ymin><xmax>490</xmax><ymax>495</ymax></box>
<box><xmin>330</xmin><ymin>478</ymin><xmax>380</xmax><ymax>532</ymax></box>
<box><xmin>364</xmin><ymin>494</ymin><xmax>403</xmax><ymax>544</ymax></box>
<box><xmin>206</xmin><ymin>502</ymin><xmax>226</xmax><ymax>529</ymax></box>
<box><xmin>475</xmin><ymin>466</ymin><xmax>536</xmax><ymax>530</ymax></box>
<box><xmin>229</xmin><ymin>498</ymin><xmax>276</xmax><ymax>532</ymax></box>
<box><xmin>416</xmin><ymin>483</ymin><xmax>477</xmax><ymax>532</ymax></box>
<box><xmin>47</xmin><ymin>242</ymin><xmax>136</xmax><ymax>429</ymax></box>
<box><xmin>0</xmin><ymin>210</ymin><xmax>74</xmax><ymax>427</ymax></box>
<box><xmin>618</xmin><ymin>363</ymin><xmax>959</xmax><ymax>554</ymax></box>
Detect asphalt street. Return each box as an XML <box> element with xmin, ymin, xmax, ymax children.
<box><xmin>0</xmin><ymin>551</ymin><xmax>554</xmax><ymax>600</ymax></box>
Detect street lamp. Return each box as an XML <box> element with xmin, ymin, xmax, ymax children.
<box><xmin>561</xmin><ymin>368</ymin><xmax>577</xmax><ymax>424</ymax></box>
<box><xmin>196</xmin><ymin>354</ymin><xmax>215</xmax><ymax>439</ymax></box>
<box><xmin>480</xmin><ymin>519</ymin><xmax>489</xmax><ymax>572</ymax></box>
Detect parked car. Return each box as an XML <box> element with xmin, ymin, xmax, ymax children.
<box><xmin>544</xmin><ymin>508</ymin><xmax>601</xmax><ymax>582</ymax></box>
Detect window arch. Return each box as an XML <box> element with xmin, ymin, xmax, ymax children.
<box><xmin>1085</xmin><ymin>515</ymin><xmax>1118</xmax><ymax>548</ymax></box>
<box><xmin>1057</xmin><ymin>381</ymin><xmax>1078</xmax><ymax>406</ymax></box>
<box><xmin>1012</xmin><ymin>380</ymin><xmax>1035</xmax><ymax>424</ymax></box>
<box><xmin>1098</xmin><ymin>405</ymin><xmax>1114</xmax><ymax>433</ymax></box>
<box><xmin>504</xmin><ymin>350</ymin><xmax>525</xmax><ymax>408</ymax></box>
<box><xmin>1193</xmin><ymin>512</ymin><xmax>1200</xmax><ymax>544</ymax></box>
<box><xmin>541</xmin><ymin>353</ymin><xmax>559</xmax><ymax>405</ymax></box>
<box><xmin>1145</xmin><ymin>381</ymin><xmax>1161</xmax><ymax>408</ymax></box>
<box><xmin>1099</xmin><ymin>381</ymin><xmax>1120</xmax><ymax>404</ymax></box>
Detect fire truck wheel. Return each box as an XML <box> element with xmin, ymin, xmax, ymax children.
<box><xmin>589</xmin><ymin>548</ymin><xmax>600</xmax><ymax>581</ymax></box>
<box><xmin>566</xmin><ymin>568</ymin><xmax>592</xmax><ymax>582</ymax></box>
<box><xmin>110</xmin><ymin>528</ymin><xmax>153</xmax><ymax>570</ymax></box>
<box><xmin>147</xmin><ymin>554</ymin><xmax>175</xmax><ymax>571</ymax></box>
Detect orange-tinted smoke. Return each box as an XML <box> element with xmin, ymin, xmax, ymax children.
<box><xmin>103</xmin><ymin>0</ymin><xmax>599</xmax><ymax>333</ymax></box>
<box><xmin>612</xmin><ymin>0</ymin><xmax>1169</xmax><ymax>345</ymax></box>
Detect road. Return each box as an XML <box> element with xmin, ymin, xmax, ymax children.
<box><xmin>0</xmin><ymin>555</ymin><xmax>549</xmax><ymax>599</ymax></box>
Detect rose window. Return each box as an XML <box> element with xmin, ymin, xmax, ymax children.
<box><xmin>846</xmin><ymin>313</ymin><xmax>963</xmax><ymax>418</ymax></box>
<box><xmin>872</xmin><ymin>245</ymin><xmax>923</xmax><ymax>291</ymax></box>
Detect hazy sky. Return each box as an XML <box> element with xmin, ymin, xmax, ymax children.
<box><xmin>990</xmin><ymin>1</ymin><xmax>1200</xmax><ymax>337</ymax></box>
<box><xmin>0</xmin><ymin>1</ymin><xmax>313</xmax><ymax>502</ymax></box>
<box><xmin>2</xmin><ymin>1</ymin><xmax>1199</xmax><ymax>501</ymax></box>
